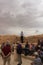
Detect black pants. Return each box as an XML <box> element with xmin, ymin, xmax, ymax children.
<box><xmin>17</xmin><ymin>63</ymin><xmax>21</xmax><ymax>65</ymax></box>
<box><xmin>41</xmin><ymin>57</ymin><xmax>43</xmax><ymax>63</ymax></box>
<box><xmin>21</xmin><ymin>36</ymin><xmax>24</xmax><ymax>43</ymax></box>
<box><xmin>24</xmin><ymin>48</ymin><xmax>30</xmax><ymax>56</ymax></box>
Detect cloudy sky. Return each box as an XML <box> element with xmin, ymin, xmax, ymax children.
<box><xmin>0</xmin><ymin>0</ymin><xmax>43</xmax><ymax>36</ymax></box>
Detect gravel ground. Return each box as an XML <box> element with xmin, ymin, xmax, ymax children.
<box><xmin>0</xmin><ymin>50</ymin><xmax>32</xmax><ymax>65</ymax></box>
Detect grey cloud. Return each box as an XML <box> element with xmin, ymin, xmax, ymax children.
<box><xmin>0</xmin><ymin>0</ymin><xmax>43</xmax><ymax>35</ymax></box>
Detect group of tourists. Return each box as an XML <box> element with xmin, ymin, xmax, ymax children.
<box><xmin>23</xmin><ymin>39</ymin><xmax>43</xmax><ymax>56</ymax></box>
<box><xmin>20</xmin><ymin>39</ymin><xmax>43</xmax><ymax>65</ymax></box>
<box><xmin>0</xmin><ymin>40</ymin><xmax>23</xmax><ymax>65</ymax></box>
<box><xmin>0</xmin><ymin>39</ymin><xmax>43</xmax><ymax>65</ymax></box>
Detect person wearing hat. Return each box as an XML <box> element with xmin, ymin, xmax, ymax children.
<box><xmin>31</xmin><ymin>52</ymin><xmax>42</xmax><ymax>65</ymax></box>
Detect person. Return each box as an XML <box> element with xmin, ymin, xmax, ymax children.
<box><xmin>24</xmin><ymin>41</ymin><xmax>30</xmax><ymax>56</ymax></box>
<box><xmin>40</xmin><ymin>40</ymin><xmax>43</xmax><ymax>51</ymax></box>
<box><xmin>39</xmin><ymin>50</ymin><xmax>43</xmax><ymax>63</ymax></box>
<box><xmin>1</xmin><ymin>42</ymin><xmax>5</xmax><ymax>49</ymax></box>
<box><xmin>20</xmin><ymin>31</ymin><xmax>24</xmax><ymax>43</ymax></box>
<box><xmin>16</xmin><ymin>41</ymin><xmax>22</xmax><ymax>65</ymax></box>
<box><xmin>1</xmin><ymin>40</ymin><xmax>11</xmax><ymax>65</ymax></box>
<box><xmin>11</xmin><ymin>42</ymin><xmax>15</xmax><ymax>53</ymax></box>
<box><xmin>31</xmin><ymin>52</ymin><xmax>42</xmax><ymax>65</ymax></box>
<box><xmin>37</xmin><ymin>39</ymin><xmax>41</xmax><ymax>50</ymax></box>
<box><xmin>1</xmin><ymin>42</ymin><xmax>5</xmax><ymax>56</ymax></box>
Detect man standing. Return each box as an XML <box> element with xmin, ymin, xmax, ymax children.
<box><xmin>20</xmin><ymin>31</ymin><xmax>24</xmax><ymax>43</ymax></box>
<box><xmin>1</xmin><ymin>40</ymin><xmax>11</xmax><ymax>65</ymax></box>
<box><xmin>16</xmin><ymin>41</ymin><xmax>22</xmax><ymax>65</ymax></box>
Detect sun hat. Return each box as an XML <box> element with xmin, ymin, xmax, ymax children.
<box><xmin>34</xmin><ymin>52</ymin><xmax>38</xmax><ymax>56</ymax></box>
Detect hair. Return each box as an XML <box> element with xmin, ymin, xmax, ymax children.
<box><xmin>35</xmin><ymin>54</ymin><xmax>39</xmax><ymax>58</ymax></box>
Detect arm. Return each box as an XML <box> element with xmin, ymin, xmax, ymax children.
<box><xmin>6</xmin><ymin>52</ymin><xmax>11</xmax><ymax>57</ymax></box>
<box><xmin>1</xmin><ymin>51</ymin><xmax>6</xmax><ymax>58</ymax></box>
<box><xmin>31</xmin><ymin>62</ymin><xmax>34</xmax><ymax>65</ymax></box>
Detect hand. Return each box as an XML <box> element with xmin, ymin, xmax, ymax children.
<box><xmin>31</xmin><ymin>62</ymin><xmax>33</xmax><ymax>65</ymax></box>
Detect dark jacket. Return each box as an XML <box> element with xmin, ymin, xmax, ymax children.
<box><xmin>16</xmin><ymin>44</ymin><xmax>22</xmax><ymax>54</ymax></box>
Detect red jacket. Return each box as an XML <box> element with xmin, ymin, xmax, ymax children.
<box><xmin>2</xmin><ymin>44</ymin><xmax>11</xmax><ymax>56</ymax></box>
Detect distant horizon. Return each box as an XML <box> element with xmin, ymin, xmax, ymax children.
<box><xmin>0</xmin><ymin>33</ymin><xmax>43</xmax><ymax>36</ymax></box>
<box><xmin>0</xmin><ymin>27</ymin><xmax>43</xmax><ymax>36</ymax></box>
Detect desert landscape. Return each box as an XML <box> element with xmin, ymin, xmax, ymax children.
<box><xmin>0</xmin><ymin>34</ymin><xmax>43</xmax><ymax>44</ymax></box>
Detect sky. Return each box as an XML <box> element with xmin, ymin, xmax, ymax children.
<box><xmin>0</xmin><ymin>0</ymin><xmax>43</xmax><ymax>36</ymax></box>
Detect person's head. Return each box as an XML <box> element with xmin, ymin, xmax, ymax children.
<box><xmin>34</xmin><ymin>52</ymin><xmax>39</xmax><ymax>58</ymax></box>
<box><xmin>37</xmin><ymin>49</ymin><xmax>41</xmax><ymax>53</ymax></box>
<box><xmin>16</xmin><ymin>41</ymin><xmax>20</xmax><ymax>45</ymax></box>
<box><xmin>2</xmin><ymin>42</ymin><xmax>5</xmax><ymax>45</ymax></box>
<box><xmin>26</xmin><ymin>41</ymin><xmax>28</xmax><ymax>44</ymax></box>
<box><xmin>5</xmin><ymin>40</ymin><xmax>10</xmax><ymax>46</ymax></box>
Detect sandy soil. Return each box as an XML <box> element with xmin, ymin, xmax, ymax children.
<box><xmin>0</xmin><ymin>50</ymin><xmax>32</xmax><ymax>65</ymax></box>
